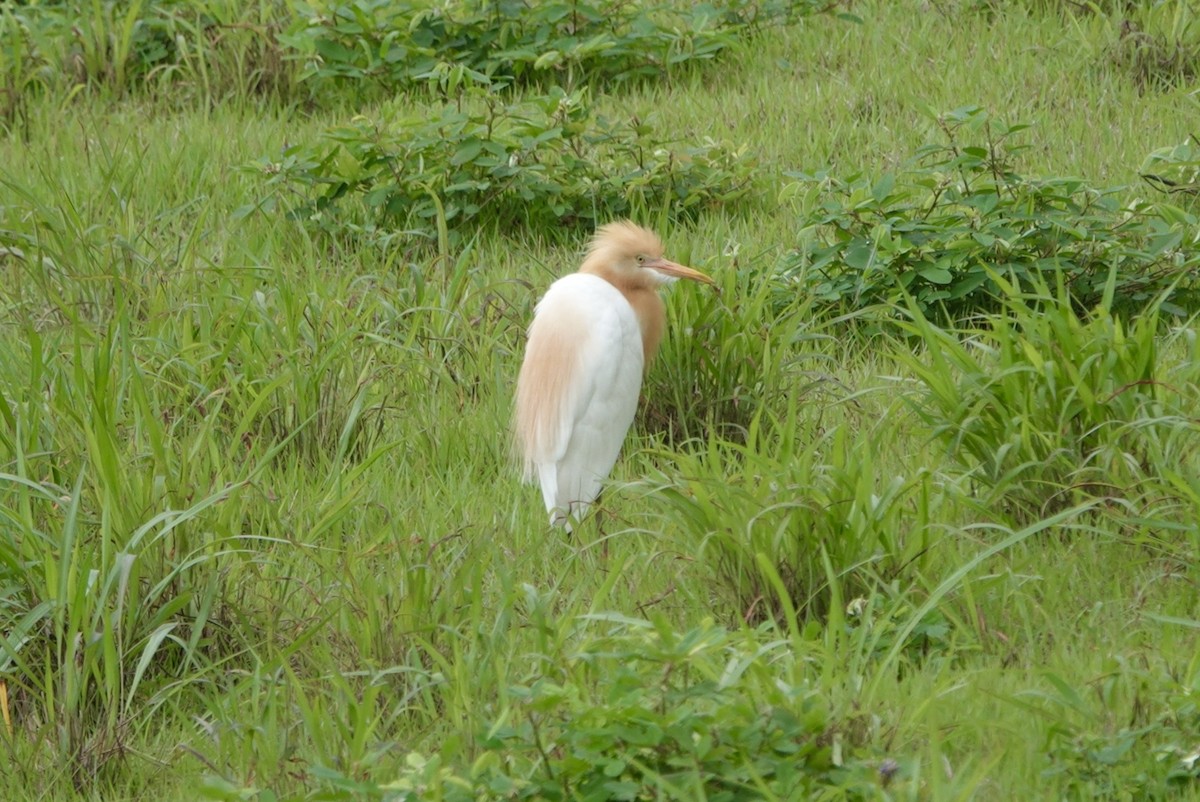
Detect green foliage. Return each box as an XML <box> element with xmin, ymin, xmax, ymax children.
<box><xmin>974</xmin><ymin>0</ymin><xmax>1200</xmax><ymax>90</ymax></box>
<box><xmin>1103</xmin><ymin>0</ymin><xmax>1200</xmax><ymax>90</ymax></box>
<box><xmin>279</xmin><ymin>0</ymin><xmax>827</xmax><ymax>97</ymax></box>
<box><xmin>0</xmin><ymin>0</ymin><xmax>177</xmax><ymax>92</ymax></box>
<box><xmin>0</xmin><ymin>0</ymin><xmax>834</xmax><ymax>122</ymax></box>
<box><xmin>0</xmin><ymin>0</ymin><xmax>296</xmax><ymax>122</ymax></box>
<box><xmin>0</xmin><ymin>1</ymin><xmax>224</xmax><ymax>94</ymax></box>
<box><xmin>245</xmin><ymin>86</ymin><xmax>756</xmax><ymax>246</ymax></box>
<box><xmin>642</xmin><ymin>251</ymin><xmax>820</xmax><ymax>443</ymax></box>
<box><xmin>1141</xmin><ymin>136</ymin><xmax>1200</xmax><ymax>196</ymax></box>
<box><xmin>0</xmin><ymin>4</ymin><xmax>49</xmax><ymax>131</ymax></box>
<box><xmin>0</xmin><ymin>151</ymin><xmax>458</xmax><ymax>794</ymax></box>
<box><xmin>4</xmin><ymin>2</ymin><xmax>1200</xmax><ymax>800</ymax></box>
<box><xmin>781</xmin><ymin>107</ymin><xmax>1200</xmax><ymax>319</ymax></box>
<box><xmin>477</xmin><ymin>620</ymin><xmax>859</xmax><ymax>800</ymax></box>
<box><xmin>1033</xmin><ymin>653</ymin><xmax>1200</xmax><ymax>798</ymax></box>
<box><xmin>893</xmin><ymin>277</ymin><xmax>1181</xmax><ymax>518</ymax></box>
<box><xmin>198</xmin><ymin>619</ymin><xmax>880</xmax><ymax>801</ymax></box>
<box><xmin>648</xmin><ymin>415</ymin><xmax>935</xmax><ymax>623</ymax></box>
<box><xmin>0</xmin><ymin>325</ymin><xmax>245</xmax><ymax>786</ymax></box>
<box><xmin>840</xmin><ymin>589</ymin><xmax>954</xmax><ymax>666</ymax></box>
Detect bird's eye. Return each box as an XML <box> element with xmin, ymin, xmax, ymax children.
<box><xmin>636</xmin><ymin>255</ymin><xmax>646</xmax><ymax>265</ymax></box>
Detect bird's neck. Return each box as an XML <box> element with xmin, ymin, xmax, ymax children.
<box><xmin>621</xmin><ymin>285</ymin><xmax>665</xmax><ymax>368</ymax></box>
<box><xmin>581</xmin><ymin>264</ymin><xmax>666</xmax><ymax>368</ymax></box>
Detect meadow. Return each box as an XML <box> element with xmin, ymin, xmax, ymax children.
<box><xmin>1</xmin><ymin>0</ymin><xmax>1199</xmax><ymax>799</ymax></box>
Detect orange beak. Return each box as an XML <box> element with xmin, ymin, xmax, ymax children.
<box><xmin>646</xmin><ymin>257</ymin><xmax>716</xmax><ymax>287</ymax></box>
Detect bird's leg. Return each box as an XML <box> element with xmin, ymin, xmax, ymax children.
<box><xmin>549</xmin><ymin>508</ymin><xmax>572</xmax><ymax>532</ymax></box>
<box><xmin>585</xmin><ymin>489</ymin><xmax>609</xmax><ymax>557</ymax></box>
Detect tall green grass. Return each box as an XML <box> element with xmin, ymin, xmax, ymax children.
<box><xmin>1</xmin><ymin>1</ymin><xmax>1199</xmax><ymax>800</ymax></box>
<box><xmin>895</xmin><ymin>274</ymin><xmax>1198</xmax><ymax>520</ymax></box>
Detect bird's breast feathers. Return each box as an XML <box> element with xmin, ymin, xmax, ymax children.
<box><xmin>514</xmin><ymin>274</ymin><xmax>644</xmax><ymax>474</ymax></box>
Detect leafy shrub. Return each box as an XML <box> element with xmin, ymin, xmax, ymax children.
<box><xmin>199</xmin><ymin>619</ymin><xmax>882</xmax><ymax>801</ymax></box>
<box><xmin>1141</xmin><ymin>136</ymin><xmax>1200</xmax><ymax>196</ymax></box>
<box><xmin>0</xmin><ymin>0</ymin><xmax>842</xmax><ymax>119</ymax></box>
<box><xmin>779</xmin><ymin>106</ymin><xmax>1200</xmax><ymax>319</ymax></box>
<box><xmin>478</xmin><ymin>620</ymin><xmax>856</xmax><ymax>800</ymax></box>
<box><xmin>279</xmin><ymin>0</ymin><xmax>831</xmax><ymax>97</ymax></box>
<box><xmin>244</xmin><ymin>85</ymin><xmax>756</xmax><ymax>245</ymax></box>
<box><xmin>893</xmin><ymin>277</ymin><xmax>1180</xmax><ymax>519</ymax></box>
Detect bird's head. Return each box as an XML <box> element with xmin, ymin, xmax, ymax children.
<box><xmin>580</xmin><ymin>220</ymin><xmax>715</xmax><ymax>289</ymax></box>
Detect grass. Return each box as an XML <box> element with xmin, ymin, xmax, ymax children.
<box><xmin>1</xmin><ymin>0</ymin><xmax>1199</xmax><ymax>799</ymax></box>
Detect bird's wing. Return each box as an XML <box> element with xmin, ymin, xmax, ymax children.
<box><xmin>514</xmin><ymin>274</ymin><xmax>644</xmax><ymax>513</ymax></box>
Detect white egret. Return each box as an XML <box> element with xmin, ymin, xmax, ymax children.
<box><xmin>514</xmin><ymin>221</ymin><xmax>715</xmax><ymax>527</ymax></box>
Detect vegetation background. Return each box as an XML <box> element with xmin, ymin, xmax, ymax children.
<box><xmin>1</xmin><ymin>0</ymin><xmax>1199</xmax><ymax>799</ymax></box>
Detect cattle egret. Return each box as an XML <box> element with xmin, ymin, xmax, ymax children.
<box><xmin>514</xmin><ymin>220</ymin><xmax>715</xmax><ymax>527</ymax></box>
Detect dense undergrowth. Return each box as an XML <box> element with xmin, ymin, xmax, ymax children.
<box><xmin>1</xmin><ymin>1</ymin><xmax>1199</xmax><ymax>800</ymax></box>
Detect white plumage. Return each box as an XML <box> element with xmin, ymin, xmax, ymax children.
<box><xmin>522</xmin><ymin>274</ymin><xmax>644</xmax><ymax>525</ymax></box>
<box><xmin>513</xmin><ymin>221</ymin><xmax>714</xmax><ymax>528</ymax></box>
